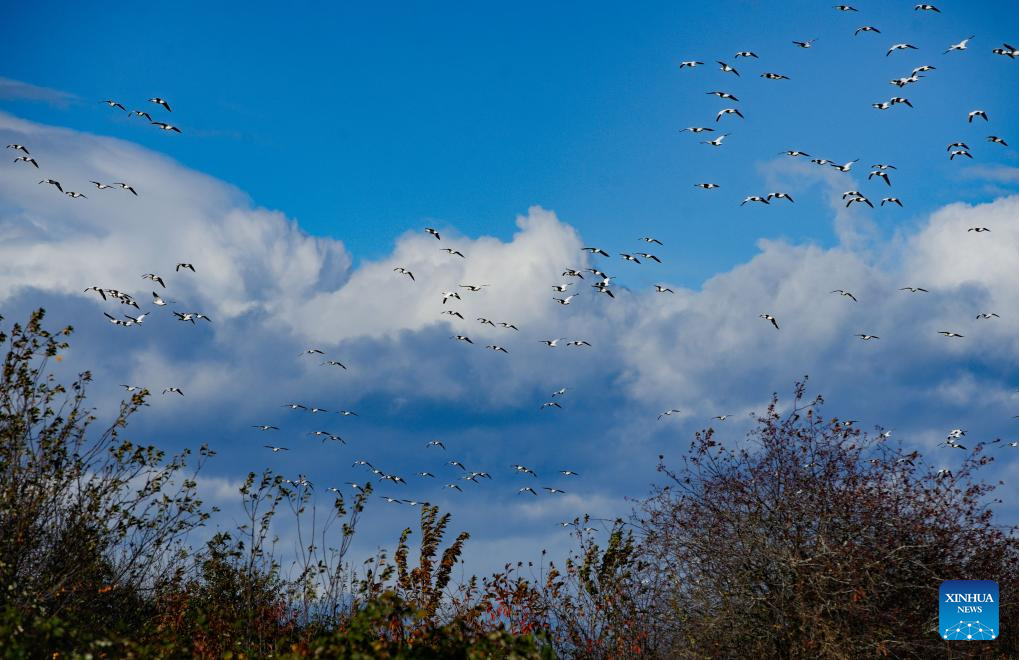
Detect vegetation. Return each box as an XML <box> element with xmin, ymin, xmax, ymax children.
<box><xmin>1</xmin><ymin>310</ymin><xmax>1016</xmax><ymax>658</ymax></box>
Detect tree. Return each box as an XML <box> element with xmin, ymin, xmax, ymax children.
<box><xmin>639</xmin><ymin>379</ymin><xmax>1019</xmax><ymax>658</ymax></box>
<box><xmin>0</xmin><ymin>309</ymin><xmax>213</xmax><ymax>653</ymax></box>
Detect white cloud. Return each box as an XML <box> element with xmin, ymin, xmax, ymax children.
<box><xmin>0</xmin><ymin>77</ymin><xmax>77</xmax><ymax>107</ymax></box>
<box><xmin>2</xmin><ymin>112</ymin><xmax>1017</xmax><ymax>571</ymax></box>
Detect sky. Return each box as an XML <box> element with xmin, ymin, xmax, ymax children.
<box><xmin>2</xmin><ymin>1</ymin><xmax>1019</xmax><ymax>576</ymax></box>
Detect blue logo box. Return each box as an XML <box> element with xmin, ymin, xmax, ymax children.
<box><xmin>939</xmin><ymin>580</ymin><xmax>999</xmax><ymax>641</ymax></box>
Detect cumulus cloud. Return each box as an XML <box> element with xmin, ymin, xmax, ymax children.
<box><xmin>1</xmin><ymin>111</ymin><xmax>1017</xmax><ymax>574</ymax></box>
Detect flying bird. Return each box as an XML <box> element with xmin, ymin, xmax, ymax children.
<box><xmin>760</xmin><ymin>313</ymin><xmax>780</xmax><ymax>330</ymax></box>
<box><xmin>658</xmin><ymin>409</ymin><xmax>681</xmax><ymax>420</ymax></box>
<box><xmin>968</xmin><ymin>110</ymin><xmax>988</xmax><ymax>122</ymax></box>
<box><xmin>717</xmin><ymin>61</ymin><xmax>740</xmax><ymax>76</ymax></box>
<box><xmin>887</xmin><ymin>43</ymin><xmax>919</xmax><ymax>56</ymax></box>
<box><xmin>6</xmin><ymin>144</ymin><xmax>29</xmax><ymax>154</ymax></box>
<box><xmin>13</xmin><ymin>156</ymin><xmax>38</xmax><ymax>168</ymax></box>
<box><xmin>148</xmin><ymin>97</ymin><xmax>172</xmax><ymax>112</ymax></box>
<box><xmin>425</xmin><ymin>227</ymin><xmax>441</xmax><ymax>239</ymax></box>
<box><xmin>881</xmin><ymin>198</ymin><xmax>903</xmax><ymax>207</ymax></box>
<box><xmin>39</xmin><ymin>179</ymin><xmax>63</xmax><ymax>193</ymax></box>
<box><xmin>944</xmin><ymin>36</ymin><xmax>974</xmax><ymax>53</ymax></box>
<box><xmin>716</xmin><ymin>108</ymin><xmax>744</xmax><ymax>121</ymax></box>
<box><xmin>393</xmin><ymin>267</ymin><xmax>415</xmax><ymax>280</ymax></box>
<box><xmin>831</xmin><ymin>289</ymin><xmax>857</xmax><ymax>301</ymax></box>
<box><xmin>151</xmin><ymin>122</ymin><xmax>182</xmax><ymax>133</ymax></box>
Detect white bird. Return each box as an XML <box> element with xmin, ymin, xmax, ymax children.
<box><xmin>938</xmin><ymin>331</ymin><xmax>964</xmax><ymax>338</ymax></box>
<box><xmin>620</xmin><ymin>253</ymin><xmax>642</xmax><ymax>263</ymax></box>
<box><xmin>855</xmin><ymin>334</ymin><xmax>880</xmax><ymax>340</ymax></box>
<box><xmin>949</xmin><ymin>149</ymin><xmax>972</xmax><ymax>160</ymax></box>
<box><xmin>425</xmin><ymin>227</ymin><xmax>441</xmax><ymax>240</ymax></box>
<box><xmin>102</xmin><ymin>99</ymin><xmax>127</xmax><ymax>112</ymax></box>
<box><xmin>654</xmin><ymin>285</ymin><xmax>675</xmax><ymax>293</ymax></box>
<box><xmin>792</xmin><ymin>39</ymin><xmax>817</xmax><ymax>49</ymax></box>
<box><xmin>881</xmin><ymin>198</ymin><xmax>903</xmax><ymax>207</ymax></box>
<box><xmin>393</xmin><ymin>267</ymin><xmax>415</xmax><ymax>281</ymax></box>
<box><xmin>142</xmin><ymin>273</ymin><xmax>166</xmax><ymax>288</ymax></box>
<box><xmin>176</xmin><ymin>263</ymin><xmax>196</xmax><ymax>272</ymax></box>
<box><xmin>760</xmin><ymin>314</ymin><xmax>780</xmax><ymax>330</ymax></box>
<box><xmin>582</xmin><ymin>247</ymin><xmax>610</xmax><ymax>257</ymax></box>
<box><xmin>441</xmin><ymin>291</ymin><xmax>462</xmax><ymax>304</ymax></box>
<box><xmin>39</xmin><ymin>179</ymin><xmax>63</xmax><ymax>192</ymax></box>
<box><xmin>64</xmin><ymin>191</ymin><xmax>87</xmax><ymax>199</ymax></box>
<box><xmin>13</xmin><ymin>156</ymin><xmax>39</xmax><ymax>168</ymax></box>
<box><xmin>641</xmin><ymin>236</ymin><xmax>663</xmax><ymax>245</ymax></box>
<box><xmin>887</xmin><ymin>43</ymin><xmax>919</xmax><ymax>56</ymax></box>
<box><xmin>734</xmin><ymin>51</ymin><xmax>758</xmax><ymax>58</ymax></box>
<box><xmin>151</xmin><ymin>122</ymin><xmax>182</xmax><ymax>133</ymax></box>
<box><xmin>741</xmin><ymin>196</ymin><xmax>770</xmax><ymax>206</ymax></box>
<box><xmin>707</xmin><ymin>91</ymin><xmax>739</xmax><ymax>101</ymax></box>
<box><xmin>767</xmin><ymin>192</ymin><xmax>794</xmax><ymax>203</ymax></box>
<box><xmin>678</xmin><ymin>60</ymin><xmax>704</xmax><ymax>68</ymax></box>
<box><xmin>680</xmin><ymin>126</ymin><xmax>714</xmax><ymax>133</ymax></box>
<box><xmin>968</xmin><ymin>109</ymin><xmax>989</xmax><ymax>122</ymax></box>
<box><xmin>694</xmin><ymin>183</ymin><xmax>720</xmax><ymax>189</ymax></box>
<box><xmin>5</xmin><ymin>144</ymin><xmax>29</xmax><ymax>154</ymax></box>
<box><xmin>761</xmin><ymin>72</ymin><xmax>790</xmax><ymax>80</ymax></box>
<box><xmin>554</xmin><ymin>294</ymin><xmax>579</xmax><ymax>305</ymax></box>
<box><xmin>717</xmin><ymin>61</ymin><xmax>739</xmax><ymax>76</ymax></box>
<box><xmin>566</xmin><ymin>340</ymin><xmax>591</xmax><ymax>347</ymax></box>
<box><xmin>90</xmin><ymin>181</ymin><xmax>117</xmax><ymax>190</ymax></box>
<box><xmin>540</xmin><ymin>338</ymin><xmax>564</xmax><ymax>347</ymax></box>
<box><xmin>831</xmin><ymin>159</ymin><xmax>859</xmax><ymax>172</ymax></box>
<box><xmin>987</xmin><ymin>135</ymin><xmax>1008</xmax><ymax>146</ymax></box>
<box><xmin>322</xmin><ymin>360</ymin><xmax>348</xmax><ymax>368</ymax></box>
<box><xmin>451</xmin><ymin>335</ymin><xmax>473</xmax><ymax>344</ymax></box>
<box><xmin>485</xmin><ymin>345</ymin><xmax>509</xmax><ymax>353</ymax></box>
<box><xmin>716</xmin><ymin>108</ymin><xmax>744</xmax><ymax>121</ymax></box>
<box><xmin>541</xmin><ymin>401</ymin><xmax>562</xmax><ymax>410</ymax></box>
<box><xmin>441</xmin><ymin>248</ymin><xmax>466</xmax><ymax>258</ymax></box>
<box><xmin>914</xmin><ymin>4</ymin><xmax>940</xmax><ymax>12</ymax></box>
<box><xmin>162</xmin><ymin>387</ymin><xmax>184</xmax><ymax>396</ymax></box>
<box><xmin>976</xmin><ymin>313</ymin><xmax>1000</xmax><ymax>319</ymax></box>
<box><xmin>846</xmin><ymin>196</ymin><xmax>873</xmax><ymax>208</ymax></box>
<box><xmin>658</xmin><ymin>409</ymin><xmax>681</xmax><ymax>420</ymax></box>
<box><xmin>701</xmin><ymin>133</ymin><xmax>730</xmax><ymax>146</ymax></box>
<box><xmin>148</xmin><ymin>97</ymin><xmax>172</xmax><ymax>112</ymax></box>
<box><xmin>854</xmin><ymin>26</ymin><xmax>880</xmax><ymax>36</ymax></box>
<box><xmin>253</xmin><ymin>424</ymin><xmax>280</xmax><ymax>431</ymax></box>
<box><xmin>868</xmin><ymin>170</ymin><xmax>891</xmax><ymax>186</ymax></box>
<box><xmin>944</xmin><ymin>36</ymin><xmax>974</xmax><ymax>54</ymax></box>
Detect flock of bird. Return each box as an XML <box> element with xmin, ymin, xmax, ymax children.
<box><xmin>5</xmin><ymin>3</ymin><xmax>1017</xmax><ymax>524</ymax></box>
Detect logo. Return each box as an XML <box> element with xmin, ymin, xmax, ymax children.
<box><xmin>939</xmin><ymin>580</ymin><xmax>999</xmax><ymax>641</ymax></box>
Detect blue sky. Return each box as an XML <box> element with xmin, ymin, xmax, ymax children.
<box><xmin>5</xmin><ymin>1</ymin><xmax>1017</xmax><ymax>286</ymax></box>
<box><xmin>2</xmin><ymin>1</ymin><xmax>1019</xmax><ymax>573</ymax></box>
